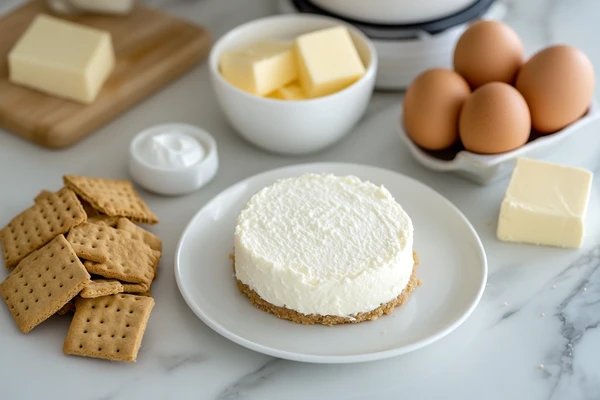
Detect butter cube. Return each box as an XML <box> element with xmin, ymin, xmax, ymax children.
<box><xmin>295</xmin><ymin>26</ymin><xmax>365</xmax><ymax>98</ymax></box>
<box><xmin>268</xmin><ymin>82</ymin><xmax>307</xmax><ymax>101</ymax></box>
<box><xmin>497</xmin><ymin>158</ymin><xmax>593</xmax><ymax>248</ymax></box>
<box><xmin>8</xmin><ymin>14</ymin><xmax>115</xmax><ymax>104</ymax></box>
<box><xmin>219</xmin><ymin>41</ymin><xmax>298</xmax><ymax>96</ymax></box>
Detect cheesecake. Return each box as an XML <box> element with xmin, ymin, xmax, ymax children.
<box><xmin>234</xmin><ymin>173</ymin><xmax>419</xmax><ymax>325</ymax></box>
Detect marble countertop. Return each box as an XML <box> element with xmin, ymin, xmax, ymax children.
<box><xmin>1</xmin><ymin>0</ymin><xmax>600</xmax><ymax>399</ymax></box>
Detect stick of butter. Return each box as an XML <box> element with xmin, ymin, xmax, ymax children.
<box><xmin>295</xmin><ymin>26</ymin><xmax>365</xmax><ymax>98</ymax></box>
<box><xmin>497</xmin><ymin>158</ymin><xmax>593</xmax><ymax>248</ymax></box>
<box><xmin>219</xmin><ymin>41</ymin><xmax>298</xmax><ymax>96</ymax></box>
<box><xmin>8</xmin><ymin>14</ymin><xmax>115</xmax><ymax>104</ymax></box>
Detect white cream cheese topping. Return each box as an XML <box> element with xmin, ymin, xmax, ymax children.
<box><xmin>234</xmin><ymin>173</ymin><xmax>414</xmax><ymax>317</ymax></box>
<box><xmin>137</xmin><ymin>130</ymin><xmax>205</xmax><ymax>170</ymax></box>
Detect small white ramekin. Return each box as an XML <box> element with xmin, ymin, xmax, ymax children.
<box><xmin>129</xmin><ymin>123</ymin><xmax>219</xmax><ymax>196</ymax></box>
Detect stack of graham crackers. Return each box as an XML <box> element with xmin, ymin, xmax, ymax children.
<box><xmin>0</xmin><ymin>175</ymin><xmax>162</xmax><ymax>362</ymax></box>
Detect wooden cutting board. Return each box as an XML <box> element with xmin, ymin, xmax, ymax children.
<box><xmin>0</xmin><ymin>1</ymin><xmax>212</xmax><ymax>148</ymax></box>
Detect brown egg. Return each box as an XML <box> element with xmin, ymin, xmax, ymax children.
<box><xmin>516</xmin><ymin>45</ymin><xmax>595</xmax><ymax>133</ymax></box>
<box><xmin>453</xmin><ymin>20</ymin><xmax>525</xmax><ymax>89</ymax></box>
<box><xmin>403</xmin><ymin>69</ymin><xmax>471</xmax><ymax>151</ymax></box>
<box><xmin>459</xmin><ymin>82</ymin><xmax>531</xmax><ymax>154</ymax></box>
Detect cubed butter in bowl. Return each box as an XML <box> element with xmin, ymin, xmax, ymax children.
<box><xmin>220</xmin><ymin>41</ymin><xmax>298</xmax><ymax>96</ymax></box>
<box><xmin>294</xmin><ymin>26</ymin><xmax>366</xmax><ymax>99</ymax></box>
<box><xmin>209</xmin><ymin>14</ymin><xmax>377</xmax><ymax>155</ymax></box>
<box><xmin>269</xmin><ymin>82</ymin><xmax>306</xmax><ymax>101</ymax></box>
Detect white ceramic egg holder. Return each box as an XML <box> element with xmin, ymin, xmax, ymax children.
<box><xmin>397</xmin><ymin>100</ymin><xmax>600</xmax><ymax>185</ymax></box>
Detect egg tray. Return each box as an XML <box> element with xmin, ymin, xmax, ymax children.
<box><xmin>397</xmin><ymin>100</ymin><xmax>600</xmax><ymax>185</ymax></box>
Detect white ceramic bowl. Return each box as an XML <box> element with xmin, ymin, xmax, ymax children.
<box><xmin>397</xmin><ymin>100</ymin><xmax>600</xmax><ymax>185</ymax></box>
<box><xmin>209</xmin><ymin>15</ymin><xmax>377</xmax><ymax>155</ymax></box>
<box><xmin>129</xmin><ymin>123</ymin><xmax>219</xmax><ymax>196</ymax></box>
<box><xmin>311</xmin><ymin>0</ymin><xmax>477</xmax><ymax>24</ymax></box>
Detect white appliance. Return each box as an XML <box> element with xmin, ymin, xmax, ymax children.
<box><xmin>279</xmin><ymin>0</ymin><xmax>505</xmax><ymax>90</ymax></box>
<box><xmin>310</xmin><ymin>0</ymin><xmax>478</xmax><ymax>25</ymax></box>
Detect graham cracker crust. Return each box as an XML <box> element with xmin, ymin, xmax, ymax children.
<box><xmin>235</xmin><ymin>252</ymin><xmax>421</xmax><ymax>326</ymax></box>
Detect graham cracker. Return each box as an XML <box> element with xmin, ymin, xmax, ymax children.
<box><xmin>35</xmin><ymin>188</ymin><xmax>100</xmax><ymax>218</ymax></box>
<box><xmin>1</xmin><ymin>187</ymin><xmax>86</xmax><ymax>268</ymax></box>
<box><xmin>63</xmin><ymin>294</ymin><xmax>155</xmax><ymax>362</ymax></box>
<box><xmin>57</xmin><ymin>300</ymin><xmax>76</xmax><ymax>316</ymax></box>
<box><xmin>236</xmin><ymin>252</ymin><xmax>421</xmax><ymax>326</ymax></box>
<box><xmin>116</xmin><ymin>218</ymin><xmax>162</xmax><ymax>252</ymax></box>
<box><xmin>121</xmin><ymin>281</ymin><xmax>150</xmax><ymax>294</ymax></box>
<box><xmin>79</xmin><ymin>199</ymin><xmax>100</xmax><ymax>218</ymax></box>
<box><xmin>10</xmin><ymin>235</ymin><xmax>56</xmax><ymax>277</ymax></box>
<box><xmin>116</xmin><ymin>218</ymin><xmax>161</xmax><ymax>280</ymax></box>
<box><xmin>0</xmin><ymin>235</ymin><xmax>90</xmax><ymax>333</ymax></box>
<box><xmin>63</xmin><ymin>175</ymin><xmax>158</xmax><ymax>224</ymax></box>
<box><xmin>81</xmin><ymin>279</ymin><xmax>124</xmax><ymax>299</ymax></box>
<box><xmin>87</xmin><ymin>215</ymin><xmax>120</xmax><ymax>227</ymax></box>
<box><xmin>68</xmin><ymin>223</ymin><xmax>158</xmax><ymax>284</ymax></box>
<box><xmin>33</xmin><ymin>190</ymin><xmax>53</xmax><ymax>204</ymax></box>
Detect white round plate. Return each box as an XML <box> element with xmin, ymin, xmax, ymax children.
<box><xmin>175</xmin><ymin>163</ymin><xmax>487</xmax><ymax>363</ymax></box>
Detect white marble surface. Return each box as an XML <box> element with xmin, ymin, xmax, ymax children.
<box><xmin>1</xmin><ymin>0</ymin><xmax>600</xmax><ymax>399</ymax></box>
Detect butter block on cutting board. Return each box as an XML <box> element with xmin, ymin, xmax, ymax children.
<box><xmin>497</xmin><ymin>158</ymin><xmax>593</xmax><ymax>248</ymax></box>
<box><xmin>295</xmin><ymin>26</ymin><xmax>365</xmax><ymax>98</ymax></box>
<box><xmin>8</xmin><ymin>14</ymin><xmax>115</xmax><ymax>104</ymax></box>
<box><xmin>219</xmin><ymin>41</ymin><xmax>298</xmax><ymax>96</ymax></box>
<box><xmin>268</xmin><ymin>82</ymin><xmax>307</xmax><ymax>101</ymax></box>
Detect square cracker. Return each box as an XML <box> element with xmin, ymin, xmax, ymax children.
<box><xmin>1</xmin><ymin>187</ymin><xmax>86</xmax><ymax>268</ymax></box>
<box><xmin>63</xmin><ymin>294</ymin><xmax>155</xmax><ymax>362</ymax></box>
<box><xmin>35</xmin><ymin>188</ymin><xmax>99</xmax><ymax>218</ymax></box>
<box><xmin>63</xmin><ymin>175</ymin><xmax>158</xmax><ymax>224</ymax></box>
<box><xmin>0</xmin><ymin>235</ymin><xmax>90</xmax><ymax>333</ymax></box>
<box><xmin>121</xmin><ymin>281</ymin><xmax>150</xmax><ymax>294</ymax></box>
<box><xmin>83</xmin><ymin>261</ymin><xmax>155</xmax><ymax>287</ymax></box>
<box><xmin>56</xmin><ymin>300</ymin><xmax>76</xmax><ymax>316</ymax></box>
<box><xmin>88</xmin><ymin>215</ymin><xmax>120</xmax><ymax>227</ymax></box>
<box><xmin>81</xmin><ymin>279</ymin><xmax>124</xmax><ymax>299</ymax></box>
<box><xmin>68</xmin><ymin>223</ymin><xmax>158</xmax><ymax>284</ymax></box>
<box><xmin>116</xmin><ymin>218</ymin><xmax>162</xmax><ymax>252</ymax></box>
<box><xmin>116</xmin><ymin>218</ymin><xmax>161</xmax><ymax>280</ymax></box>
<box><xmin>33</xmin><ymin>190</ymin><xmax>53</xmax><ymax>204</ymax></box>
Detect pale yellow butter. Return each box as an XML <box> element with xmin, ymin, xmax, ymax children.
<box><xmin>497</xmin><ymin>158</ymin><xmax>593</xmax><ymax>249</ymax></box>
<box><xmin>268</xmin><ymin>82</ymin><xmax>306</xmax><ymax>101</ymax></box>
<box><xmin>220</xmin><ymin>41</ymin><xmax>298</xmax><ymax>96</ymax></box>
<box><xmin>8</xmin><ymin>14</ymin><xmax>114</xmax><ymax>104</ymax></box>
<box><xmin>295</xmin><ymin>26</ymin><xmax>365</xmax><ymax>98</ymax></box>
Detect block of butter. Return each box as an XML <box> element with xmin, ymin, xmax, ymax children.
<box><xmin>295</xmin><ymin>26</ymin><xmax>365</xmax><ymax>98</ymax></box>
<box><xmin>268</xmin><ymin>82</ymin><xmax>306</xmax><ymax>101</ymax></box>
<box><xmin>497</xmin><ymin>158</ymin><xmax>593</xmax><ymax>248</ymax></box>
<box><xmin>8</xmin><ymin>14</ymin><xmax>115</xmax><ymax>104</ymax></box>
<box><xmin>220</xmin><ymin>41</ymin><xmax>298</xmax><ymax>96</ymax></box>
